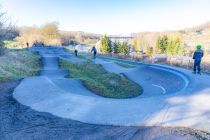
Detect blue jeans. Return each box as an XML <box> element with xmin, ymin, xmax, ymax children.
<box><xmin>74</xmin><ymin>50</ymin><xmax>78</xmax><ymax>56</ymax></box>
<box><xmin>194</xmin><ymin>60</ymin><xmax>201</xmax><ymax>72</ymax></box>
<box><xmin>93</xmin><ymin>52</ymin><xmax>96</xmax><ymax>59</ymax></box>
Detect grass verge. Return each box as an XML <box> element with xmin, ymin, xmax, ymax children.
<box><xmin>102</xmin><ymin>59</ymin><xmax>136</xmax><ymax>68</ymax></box>
<box><xmin>78</xmin><ymin>54</ymin><xmax>136</xmax><ymax>68</ymax></box>
<box><xmin>77</xmin><ymin>54</ymin><xmax>92</xmax><ymax>60</ymax></box>
<box><xmin>114</xmin><ymin>61</ymin><xmax>136</xmax><ymax>68</ymax></box>
<box><xmin>0</xmin><ymin>49</ymin><xmax>41</xmax><ymax>82</ymax></box>
<box><xmin>60</xmin><ymin>60</ymin><xmax>143</xmax><ymax>98</ymax></box>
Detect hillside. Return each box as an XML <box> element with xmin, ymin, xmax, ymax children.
<box><xmin>182</xmin><ymin>22</ymin><xmax>210</xmax><ymax>49</ymax></box>
<box><xmin>131</xmin><ymin>22</ymin><xmax>210</xmax><ymax>56</ymax></box>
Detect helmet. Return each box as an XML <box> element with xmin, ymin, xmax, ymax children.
<box><xmin>196</xmin><ymin>45</ymin><xmax>202</xmax><ymax>49</ymax></box>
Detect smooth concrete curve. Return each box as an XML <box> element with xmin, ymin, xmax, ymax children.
<box><xmin>13</xmin><ymin>47</ymin><xmax>210</xmax><ymax>132</ymax></box>
<box><xmin>93</xmin><ymin>59</ymin><xmax>188</xmax><ymax>97</ymax></box>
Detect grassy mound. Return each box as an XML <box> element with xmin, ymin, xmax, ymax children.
<box><xmin>0</xmin><ymin>49</ymin><xmax>41</xmax><ymax>82</ymax></box>
<box><xmin>60</xmin><ymin>60</ymin><xmax>143</xmax><ymax>98</ymax></box>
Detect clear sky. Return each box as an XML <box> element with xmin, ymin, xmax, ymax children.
<box><xmin>1</xmin><ymin>0</ymin><xmax>210</xmax><ymax>35</ymax></box>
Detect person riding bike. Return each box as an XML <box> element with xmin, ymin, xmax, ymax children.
<box><xmin>91</xmin><ymin>46</ymin><xmax>97</xmax><ymax>59</ymax></box>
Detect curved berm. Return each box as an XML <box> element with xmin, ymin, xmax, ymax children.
<box><xmin>13</xmin><ymin>47</ymin><xmax>210</xmax><ymax>132</ymax></box>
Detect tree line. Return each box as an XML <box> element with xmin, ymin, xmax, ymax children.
<box><xmin>16</xmin><ymin>22</ymin><xmax>60</xmax><ymax>47</ymax></box>
<box><xmin>99</xmin><ymin>34</ymin><xmax>184</xmax><ymax>56</ymax></box>
<box><xmin>16</xmin><ymin>23</ymin><xmax>99</xmax><ymax>47</ymax></box>
<box><xmin>100</xmin><ymin>35</ymin><xmax>130</xmax><ymax>55</ymax></box>
<box><xmin>156</xmin><ymin>35</ymin><xmax>184</xmax><ymax>56</ymax></box>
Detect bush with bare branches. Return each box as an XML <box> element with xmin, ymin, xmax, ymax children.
<box><xmin>0</xmin><ymin>8</ymin><xmax>18</xmax><ymax>56</ymax></box>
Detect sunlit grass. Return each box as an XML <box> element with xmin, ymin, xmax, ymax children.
<box><xmin>114</xmin><ymin>61</ymin><xmax>136</xmax><ymax>68</ymax></box>
<box><xmin>0</xmin><ymin>49</ymin><xmax>41</xmax><ymax>82</ymax></box>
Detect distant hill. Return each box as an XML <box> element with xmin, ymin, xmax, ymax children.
<box><xmin>182</xmin><ymin>22</ymin><xmax>210</xmax><ymax>49</ymax></box>
<box><xmin>130</xmin><ymin>22</ymin><xmax>210</xmax><ymax>52</ymax></box>
<box><xmin>184</xmin><ymin>22</ymin><xmax>210</xmax><ymax>33</ymax></box>
<box><xmin>15</xmin><ymin>22</ymin><xmax>210</xmax><ymax>50</ymax></box>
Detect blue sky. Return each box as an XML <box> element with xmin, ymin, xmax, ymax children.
<box><xmin>1</xmin><ymin>0</ymin><xmax>210</xmax><ymax>35</ymax></box>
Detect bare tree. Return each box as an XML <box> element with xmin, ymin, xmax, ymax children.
<box><xmin>0</xmin><ymin>8</ymin><xmax>18</xmax><ymax>55</ymax></box>
<box><xmin>0</xmin><ymin>10</ymin><xmax>10</xmax><ymax>55</ymax></box>
<box><xmin>0</xmin><ymin>10</ymin><xmax>6</xmax><ymax>55</ymax></box>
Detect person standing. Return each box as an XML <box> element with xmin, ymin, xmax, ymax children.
<box><xmin>193</xmin><ymin>45</ymin><xmax>204</xmax><ymax>74</ymax></box>
<box><xmin>74</xmin><ymin>45</ymin><xmax>79</xmax><ymax>56</ymax></box>
<box><xmin>26</xmin><ymin>42</ymin><xmax>29</xmax><ymax>48</ymax></box>
<box><xmin>42</xmin><ymin>42</ymin><xmax>45</xmax><ymax>47</ymax></box>
<box><xmin>91</xmin><ymin>46</ymin><xmax>97</xmax><ymax>59</ymax></box>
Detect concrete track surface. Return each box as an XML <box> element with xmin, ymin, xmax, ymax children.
<box><xmin>13</xmin><ymin>47</ymin><xmax>210</xmax><ymax>132</ymax></box>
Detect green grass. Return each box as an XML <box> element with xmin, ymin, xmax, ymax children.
<box><xmin>0</xmin><ymin>49</ymin><xmax>41</xmax><ymax>82</ymax></box>
<box><xmin>77</xmin><ymin>54</ymin><xmax>92</xmax><ymax>60</ymax></box>
<box><xmin>4</xmin><ymin>40</ymin><xmax>19</xmax><ymax>49</ymax></box>
<box><xmin>105</xmin><ymin>59</ymin><xmax>136</xmax><ymax>68</ymax></box>
<box><xmin>64</xmin><ymin>47</ymin><xmax>93</xmax><ymax>60</ymax></box>
<box><xmin>114</xmin><ymin>61</ymin><xmax>136</xmax><ymax>68</ymax></box>
<box><xmin>60</xmin><ymin>60</ymin><xmax>143</xmax><ymax>98</ymax></box>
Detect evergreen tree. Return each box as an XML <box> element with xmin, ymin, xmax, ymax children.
<box><xmin>113</xmin><ymin>40</ymin><xmax>120</xmax><ymax>54</ymax></box>
<box><xmin>120</xmin><ymin>42</ymin><xmax>130</xmax><ymax>55</ymax></box>
<box><xmin>100</xmin><ymin>35</ymin><xmax>112</xmax><ymax>53</ymax></box>
<box><xmin>156</xmin><ymin>36</ymin><xmax>161</xmax><ymax>53</ymax></box>
<box><xmin>166</xmin><ymin>37</ymin><xmax>184</xmax><ymax>56</ymax></box>
<box><xmin>156</xmin><ymin>35</ymin><xmax>168</xmax><ymax>54</ymax></box>
<box><xmin>160</xmin><ymin>35</ymin><xmax>168</xmax><ymax>53</ymax></box>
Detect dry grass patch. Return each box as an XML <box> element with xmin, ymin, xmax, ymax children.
<box><xmin>0</xmin><ymin>49</ymin><xmax>41</xmax><ymax>82</ymax></box>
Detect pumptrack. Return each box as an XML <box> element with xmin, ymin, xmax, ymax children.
<box><xmin>13</xmin><ymin>47</ymin><xmax>210</xmax><ymax>132</ymax></box>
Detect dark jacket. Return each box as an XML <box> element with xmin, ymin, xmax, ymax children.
<box><xmin>91</xmin><ymin>47</ymin><xmax>97</xmax><ymax>53</ymax></box>
<box><xmin>193</xmin><ymin>49</ymin><xmax>204</xmax><ymax>60</ymax></box>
